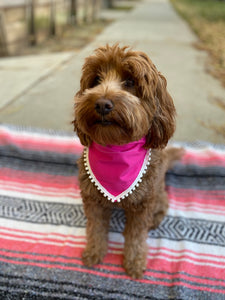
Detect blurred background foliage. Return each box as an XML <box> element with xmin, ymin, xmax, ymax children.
<box><xmin>171</xmin><ymin>0</ymin><xmax>225</xmax><ymax>87</ymax></box>
<box><xmin>0</xmin><ymin>0</ymin><xmax>135</xmax><ymax>56</ymax></box>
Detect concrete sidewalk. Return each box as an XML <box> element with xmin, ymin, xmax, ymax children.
<box><xmin>0</xmin><ymin>0</ymin><xmax>224</xmax><ymax>144</ymax></box>
<box><xmin>0</xmin><ymin>52</ymin><xmax>76</xmax><ymax>110</ymax></box>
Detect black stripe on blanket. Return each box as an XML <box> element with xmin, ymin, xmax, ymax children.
<box><xmin>0</xmin><ymin>263</ymin><xmax>224</xmax><ymax>300</ymax></box>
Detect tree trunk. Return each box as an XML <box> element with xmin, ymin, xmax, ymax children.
<box><xmin>69</xmin><ymin>0</ymin><xmax>77</xmax><ymax>24</ymax></box>
<box><xmin>27</xmin><ymin>0</ymin><xmax>36</xmax><ymax>45</ymax></box>
<box><xmin>50</xmin><ymin>0</ymin><xmax>56</xmax><ymax>36</ymax></box>
<box><xmin>0</xmin><ymin>12</ymin><xmax>8</xmax><ymax>56</ymax></box>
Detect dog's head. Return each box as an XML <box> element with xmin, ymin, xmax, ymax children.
<box><xmin>74</xmin><ymin>44</ymin><xmax>176</xmax><ymax>148</ymax></box>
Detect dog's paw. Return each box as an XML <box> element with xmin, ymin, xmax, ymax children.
<box><xmin>123</xmin><ymin>257</ymin><xmax>146</xmax><ymax>279</ymax></box>
<box><xmin>82</xmin><ymin>249</ymin><xmax>103</xmax><ymax>267</ymax></box>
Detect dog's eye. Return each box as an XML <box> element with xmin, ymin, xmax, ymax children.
<box><xmin>91</xmin><ymin>76</ymin><xmax>101</xmax><ymax>88</ymax></box>
<box><xmin>124</xmin><ymin>79</ymin><xmax>135</xmax><ymax>88</ymax></box>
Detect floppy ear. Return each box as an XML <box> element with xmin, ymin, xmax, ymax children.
<box><xmin>73</xmin><ymin>119</ymin><xmax>91</xmax><ymax>147</ymax></box>
<box><xmin>145</xmin><ymin>73</ymin><xmax>176</xmax><ymax>149</ymax></box>
<box><xmin>73</xmin><ymin>91</ymin><xmax>92</xmax><ymax>147</ymax></box>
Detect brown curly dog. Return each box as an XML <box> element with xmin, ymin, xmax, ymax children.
<box><xmin>73</xmin><ymin>44</ymin><xmax>182</xmax><ymax>279</ymax></box>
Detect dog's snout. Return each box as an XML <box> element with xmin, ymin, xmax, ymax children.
<box><xmin>95</xmin><ymin>98</ymin><xmax>114</xmax><ymax>115</ymax></box>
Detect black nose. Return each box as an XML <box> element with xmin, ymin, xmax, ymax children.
<box><xmin>95</xmin><ymin>98</ymin><xmax>114</xmax><ymax>115</ymax></box>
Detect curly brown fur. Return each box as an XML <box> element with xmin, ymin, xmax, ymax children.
<box><xmin>73</xmin><ymin>44</ymin><xmax>181</xmax><ymax>279</ymax></box>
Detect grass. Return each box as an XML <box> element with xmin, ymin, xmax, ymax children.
<box><xmin>109</xmin><ymin>5</ymin><xmax>133</xmax><ymax>11</ymax></box>
<box><xmin>170</xmin><ymin>0</ymin><xmax>225</xmax><ymax>86</ymax></box>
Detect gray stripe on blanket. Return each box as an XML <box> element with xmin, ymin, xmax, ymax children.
<box><xmin>0</xmin><ymin>196</ymin><xmax>224</xmax><ymax>246</ymax></box>
<box><xmin>0</xmin><ymin>262</ymin><xmax>223</xmax><ymax>300</ymax></box>
<box><xmin>0</xmin><ymin>146</ymin><xmax>79</xmax><ymax>176</ymax></box>
<box><xmin>166</xmin><ymin>165</ymin><xmax>225</xmax><ymax>190</ymax></box>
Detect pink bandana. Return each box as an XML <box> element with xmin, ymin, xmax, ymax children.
<box><xmin>83</xmin><ymin>137</ymin><xmax>151</xmax><ymax>203</ymax></box>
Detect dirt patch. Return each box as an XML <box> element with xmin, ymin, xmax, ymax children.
<box><xmin>201</xmin><ymin>97</ymin><xmax>225</xmax><ymax>139</ymax></box>
<box><xmin>17</xmin><ymin>18</ymin><xmax>112</xmax><ymax>56</ymax></box>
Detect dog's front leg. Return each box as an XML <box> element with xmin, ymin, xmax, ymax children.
<box><xmin>123</xmin><ymin>209</ymin><xmax>151</xmax><ymax>279</ymax></box>
<box><xmin>82</xmin><ymin>199</ymin><xmax>111</xmax><ymax>267</ymax></box>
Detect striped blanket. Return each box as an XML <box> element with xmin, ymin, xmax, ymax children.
<box><xmin>0</xmin><ymin>125</ymin><xmax>224</xmax><ymax>300</ymax></box>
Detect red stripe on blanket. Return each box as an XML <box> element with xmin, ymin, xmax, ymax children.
<box><xmin>1</xmin><ymin>229</ymin><xmax>224</xmax><ymax>264</ymax></box>
<box><xmin>167</xmin><ymin>187</ymin><xmax>225</xmax><ymax>204</ymax></box>
<box><xmin>1</xmin><ymin>166</ymin><xmax>224</xmax><ymax>200</ymax></box>
<box><xmin>149</xmin><ymin>246</ymin><xmax>225</xmax><ymax>260</ymax></box>
<box><xmin>167</xmin><ymin>187</ymin><xmax>225</xmax><ymax>214</ymax></box>
<box><xmin>148</xmin><ymin>251</ymin><xmax>224</xmax><ymax>268</ymax></box>
<box><xmin>2</xmin><ymin>226</ymin><xmax>224</xmax><ymax>261</ymax></box>
<box><xmin>181</xmin><ymin>151</ymin><xmax>225</xmax><ymax>167</ymax></box>
<box><xmin>169</xmin><ymin>201</ymin><xmax>225</xmax><ymax>215</ymax></box>
<box><xmin>0</xmin><ymin>128</ymin><xmax>83</xmax><ymax>154</ymax></box>
<box><xmin>0</xmin><ymin>169</ymin><xmax>224</xmax><ymax>202</ymax></box>
<box><xmin>0</xmin><ymin>183</ymin><xmax>81</xmax><ymax>199</ymax></box>
<box><xmin>0</xmin><ymin>226</ymin><xmax>83</xmax><ymax>239</ymax></box>
<box><xmin>1</xmin><ymin>230</ymin><xmax>224</xmax><ymax>281</ymax></box>
<box><xmin>0</xmin><ymin>168</ymin><xmax>79</xmax><ymax>190</ymax></box>
<box><xmin>1</xmin><ymin>237</ymin><xmax>223</xmax><ymax>273</ymax></box>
